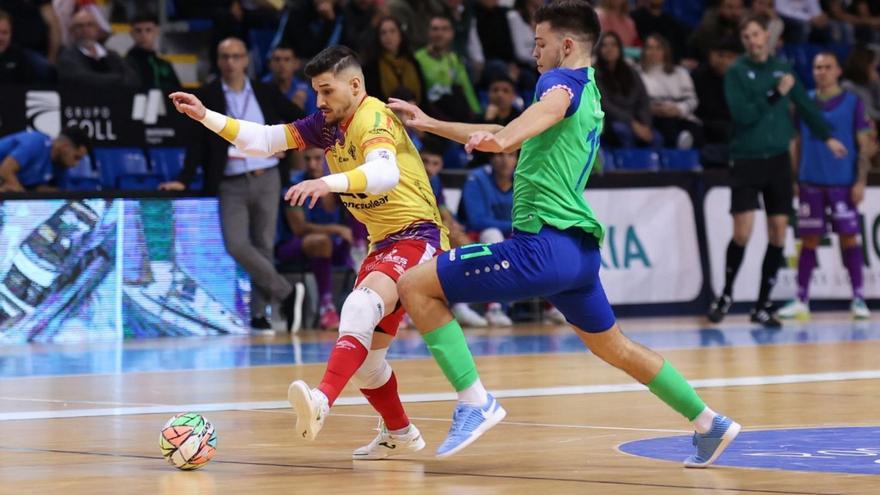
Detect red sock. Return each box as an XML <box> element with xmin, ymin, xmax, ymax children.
<box><xmin>360</xmin><ymin>372</ymin><xmax>409</xmax><ymax>431</ymax></box>
<box><xmin>318</xmin><ymin>336</ymin><xmax>368</xmax><ymax>406</ymax></box>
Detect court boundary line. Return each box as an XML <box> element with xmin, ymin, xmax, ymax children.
<box><xmin>2</xmin><ymin>368</ymin><xmax>880</xmax><ymax>422</ymax></box>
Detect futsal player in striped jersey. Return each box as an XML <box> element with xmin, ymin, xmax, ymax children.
<box><xmin>169</xmin><ymin>45</ymin><xmax>449</xmax><ymax>459</ymax></box>
<box><xmin>388</xmin><ymin>0</ymin><xmax>741</xmax><ymax>465</ymax></box>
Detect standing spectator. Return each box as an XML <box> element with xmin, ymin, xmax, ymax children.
<box><xmin>159</xmin><ymin>37</ymin><xmax>304</xmax><ymax>334</ymax></box>
<box><xmin>638</xmin><ymin>34</ymin><xmax>702</xmax><ymax>149</ymax></box>
<box><xmin>0</xmin><ymin>0</ymin><xmax>61</xmax><ymax>63</ymax></box>
<box><xmin>125</xmin><ymin>12</ymin><xmax>181</xmax><ymax>93</ymax></box>
<box><xmin>595</xmin><ymin>32</ymin><xmax>659</xmax><ymax>148</ymax></box>
<box><xmin>707</xmin><ymin>15</ymin><xmax>846</xmax><ymax>328</ymax></box>
<box><xmin>420</xmin><ymin>141</ymin><xmax>488</xmax><ymax>327</ymax></box>
<box><xmin>340</xmin><ymin>0</ymin><xmax>379</xmax><ymax>49</ymax></box>
<box><xmin>775</xmin><ymin>0</ymin><xmax>831</xmax><ymax>43</ymax></box>
<box><xmin>57</xmin><ymin>9</ymin><xmax>139</xmax><ymax>88</ymax></box>
<box><xmin>841</xmin><ymin>45</ymin><xmax>880</xmax><ymax>125</ymax></box>
<box><xmin>631</xmin><ymin>0</ymin><xmax>689</xmax><ymax>62</ymax></box>
<box><xmin>415</xmin><ymin>13</ymin><xmax>481</xmax><ymax>122</ymax></box>
<box><xmin>362</xmin><ymin>16</ymin><xmax>426</xmax><ymax>105</ymax></box>
<box><xmin>749</xmin><ymin>0</ymin><xmax>784</xmax><ymax>53</ymax></box>
<box><xmin>596</xmin><ymin>0</ymin><xmax>640</xmax><ymax>48</ymax></box>
<box><xmin>276</xmin><ymin>147</ymin><xmax>351</xmax><ymax>330</ymax></box>
<box><xmin>692</xmin><ymin>37</ymin><xmax>740</xmax><ymax>167</ymax></box>
<box><xmin>458</xmin><ymin>152</ymin><xmax>517</xmax><ymax>326</ymax></box>
<box><xmin>0</xmin><ymin>9</ymin><xmax>35</xmax><ymax>83</ymax></box>
<box><xmin>688</xmin><ymin>0</ymin><xmax>744</xmax><ymax>64</ymax></box>
<box><xmin>777</xmin><ymin>52</ymin><xmax>878</xmax><ymax>321</ymax></box>
<box><xmin>263</xmin><ymin>44</ymin><xmax>317</xmax><ymax>115</ymax></box>
<box><xmin>0</xmin><ymin>127</ymin><xmax>88</xmax><ymax>192</ymax></box>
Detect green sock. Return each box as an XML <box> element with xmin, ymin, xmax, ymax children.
<box><xmin>646</xmin><ymin>361</ymin><xmax>706</xmax><ymax>421</ymax></box>
<box><xmin>423</xmin><ymin>319</ymin><xmax>479</xmax><ymax>392</ymax></box>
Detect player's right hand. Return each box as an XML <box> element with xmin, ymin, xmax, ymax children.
<box><xmin>387</xmin><ymin>98</ymin><xmax>431</xmax><ymax>131</ymax></box>
<box><xmin>158</xmin><ymin>181</ymin><xmax>186</xmax><ymax>191</ymax></box>
<box><xmin>169</xmin><ymin>92</ymin><xmax>207</xmax><ymax>121</ymax></box>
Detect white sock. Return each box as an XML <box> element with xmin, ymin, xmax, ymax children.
<box><xmin>457</xmin><ymin>378</ymin><xmax>489</xmax><ymax>406</ymax></box>
<box><xmin>692</xmin><ymin>407</ymin><xmax>717</xmax><ymax>434</ymax></box>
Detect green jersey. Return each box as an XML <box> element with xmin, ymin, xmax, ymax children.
<box><xmin>513</xmin><ymin>67</ymin><xmax>605</xmax><ymax>241</ymax></box>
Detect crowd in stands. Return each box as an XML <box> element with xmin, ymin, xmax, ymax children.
<box><xmin>1</xmin><ymin>0</ymin><xmax>880</xmax><ymax>329</ymax></box>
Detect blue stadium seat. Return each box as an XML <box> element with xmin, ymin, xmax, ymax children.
<box><xmin>598</xmin><ymin>148</ymin><xmax>615</xmax><ymax>173</ymax></box>
<box><xmin>93</xmin><ymin>148</ymin><xmax>160</xmax><ymax>190</ymax></box>
<box><xmin>613</xmin><ymin>148</ymin><xmax>661</xmax><ymax>171</ymax></box>
<box><xmin>660</xmin><ymin>149</ymin><xmax>701</xmax><ymax>171</ymax></box>
<box><xmin>63</xmin><ymin>155</ymin><xmax>102</xmax><ymax>191</ymax></box>
<box><xmin>149</xmin><ymin>147</ymin><xmax>203</xmax><ymax>190</ymax></box>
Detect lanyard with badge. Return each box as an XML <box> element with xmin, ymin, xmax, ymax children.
<box><xmin>226</xmin><ymin>87</ymin><xmax>251</xmax><ymax>161</ymax></box>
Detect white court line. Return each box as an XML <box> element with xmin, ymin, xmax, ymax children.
<box><xmin>2</xmin><ymin>368</ymin><xmax>879</xmax><ymax>422</ymax></box>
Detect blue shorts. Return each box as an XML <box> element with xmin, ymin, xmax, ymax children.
<box><xmin>437</xmin><ymin>227</ymin><xmax>616</xmax><ymax>332</ymax></box>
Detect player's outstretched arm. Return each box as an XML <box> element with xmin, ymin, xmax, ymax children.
<box><xmin>285</xmin><ymin>148</ymin><xmax>401</xmax><ymax>208</ymax></box>
<box><xmin>169</xmin><ymin>92</ymin><xmax>299</xmax><ymax>158</ymax></box>
<box><xmin>387</xmin><ymin>98</ymin><xmax>502</xmax><ymax>145</ymax></box>
<box><xmin>466</xmin><ymin>89</ymin><xmax>569</xmax><ymax>153</ymax></box>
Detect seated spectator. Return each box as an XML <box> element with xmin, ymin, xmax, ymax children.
<box><xmin>631</xmin><ymin>0</ymin><xmax>688</xmax><ymax>62</ymax></box>
<box><xmin>841</xmin><ymin>45</ymin><xmax>880</xmax><ymax>125</ymax></box>
<box><xmin>692</xmin><ymin>37</ymin><xmax>740</xmax><ymax>167</ymax></box>
<box><xmin>415</xmin><ymin>13</ymin><xmax>481</xmax><ymax>122</ymax></box>
<box><xmin>775</xmin><ymin>0</ymin><xmax>832</xmax><ymax>43</ymax></box>
<box><xmin>0</xmin><ymin>9</ymin><xmax>35</xmax><ymax>83</ymax></box>
<box><xmin>749</xmin><ymin>0</ymin><xmax>784</xmax><ymax>53</ymax></box>
<box><xmin>282</xmin><ymin>0</ymin><xmax>343</xmax><ymax>60</ymax></box>
<box><xmin>482</xmin><ymin>74</ymin><xmax>521</xmax><ymax>126</ymax></box>
<box><xmin>597</xmin><ymin>0</ymin><xmax>640</xmax><ymax>48</ymax></box>
<box><xmin>57</xmin><ymin>9</ymin><xmax>139</xmax><ymax>88</ymax></box>
<box><xmin>54</xmin><ymin>0</ymin><xmax>110</xmax><ymax>47</ymax></box>
<box><xmin>458</xmin><ymin>151</ymin><xmax>517</xmax><ymax>326</ymax></box>
<box><xmin>275</xmin><ymin>148</ymin><xmax>351</xmax><ymax>330</ymax></box>
<box><xmin>595</xmin><ymin>32</ymin><xmax>659</xmax><ymax>148</ymax></box>
<box><xmin>263</xmin><ymin>44</ymin><xmax>317</xmax><ymax>115</ymax></box>
<box><xmin>0</xmin><ymin>0</ymin><xmax>61</xmax><ymax>63</ymax></box>
<box><xmin>688</xmin><ymin>0</ymin><xmax>744</xmax><ymax>64</ymax></box>
<box><xmin>125</xmin><ymin>12</ymin><xmax>181</xmax><ymax>93</ymax></box>
<box><xmin>362</xmin><ymin>16</ymin><xmax>426</xmax><ymax>105</ymax></box>
<box><xmin>826</xmin><ymin>0</ymin><xmax>880</xmax><ymax>45</ymax></box>
<box><xmin>638</xmin><ymin>34</ymin><xmax>703</xmax><ymax>149</ymax></box>
<box><xmin>0</xmin><ymin>127</ymin><xmax>89</xmax><ymax>192</ymax></box>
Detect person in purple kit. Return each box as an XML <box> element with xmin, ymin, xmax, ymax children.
<box><xmin>276</xmin><ymin>147</ymin><xmax>352</xmax><ymax>329</ymax></box>
<box><xmin>778</xmin><ymin>51</ymin><xmax>878</xmax><ymax>321</ymax></box>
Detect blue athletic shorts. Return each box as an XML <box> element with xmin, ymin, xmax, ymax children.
<box><xmin>436</xmin><ymin>226</ymin><xmax>616</xmax><ymax>332</ymax></box>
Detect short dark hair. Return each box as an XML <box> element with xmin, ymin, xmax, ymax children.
<box><xmin>814</xmin><ymin>50</ymin><xmax>840</xmax><ymax>66</ymax></box>
<box><xmin>739</xmin><ymin>13</ymin><xmax>768</xmax><ymax>32</ymax></box>
<box><xmin>534</xmin><ymin>0</ymin><xmax>600</xmax><ymax>45</ymax></box>
<box><xmin>130</xmin><ymin>12</ymin><xmax>159</xmax><ymax>25</ymax></box>
<box><xmin>0</xmin><ymin>9</ymin><xmax>10</xmax><ymax>24</ymax></box>
<box><xmin>272</xmin><ymin>44</ymin><xmax>298</xmax><ymax>56</ymax></box>
<box><xmin>59</xmin><ymin>126</ymin><xmax>91</xmax><ymax>151</ymax></box>
<box><xmin>304</xmin><ymin>45</ymin><xmax>361</xmax><ymax>79</ymax></box>
<box><xmin>428</xmin><ymin>13</ymin><xmax>453</xmax><ymax>25</ymax></box>
<box><xmin>488</xmin><ymin>74</ymin><xmax>516</xmax><ymax>90</ymax></box>
<box><xmin>420</xmin><ymin>136</ymin><xmax>447</xmax><ymax>157</ymax></box>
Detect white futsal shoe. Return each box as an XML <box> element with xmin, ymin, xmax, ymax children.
<box><xmin>453</xmin><ymin>303</ymin><xmax>488</xmax><ymax>327</ymax></box>
<box><xmin>776</xmin><ymin>299</ymin><xmax>810</xmax><ymax>320</ymax></box>
<box><xmin>288</xmin><ymin>380</ymin><xmax>329</xmax><ymax>441</ymax></box>
<box><xmin>352</xmin><ymin>421</ymin><xmax>426</xmax><ymax>460</ymax></box>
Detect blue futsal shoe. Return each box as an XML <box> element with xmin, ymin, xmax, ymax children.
<box><xmin>436</xmin><ymin>394</ymin><xmax>507</xmax><ymax>458</ymax></box>
<box><xmin>684</xmin><ymin>415</ymin><xmax>741</xmax><ymax>468</ymax></box>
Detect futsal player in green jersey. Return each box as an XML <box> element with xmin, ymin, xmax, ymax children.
<box><xmin>388</xmin><ymin>0</ymin><xmax>740</xmax><ymax>465</ymax></box>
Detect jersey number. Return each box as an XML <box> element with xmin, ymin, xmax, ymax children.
<box><xmin>458</xmin><ymin>243</ymin><xmax>493</xmax><ymax>260</ymax></box>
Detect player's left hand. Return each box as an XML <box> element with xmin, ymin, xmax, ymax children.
<box><xmin>466</xmin><ymin>131</ymin><xmax>504</xmax><ymax>153</ymax></box>
<box><xmin>285</xmin><ymin>179</ymin><xmax>331</xmax><ymax>209</ymax></box>
<box><xmin>826</xmin><ymin>138</ymin><xmax>848</xmax><ymax>159</ymax></box>
<box><xmin>852</xmin><ymin>181</ymin><xmax>866</xmax><ymax>205</ymax></box>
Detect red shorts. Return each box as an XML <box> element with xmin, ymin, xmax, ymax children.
<box><xmin>355</xmin><ymin>239</ymin><xmax>440</xmax><ymax>336</ymax></box>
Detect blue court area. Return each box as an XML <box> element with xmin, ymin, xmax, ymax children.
<box><xmin>620</xmin><ymin>426</ymin><xmax>880</xmax><ymax>475</ymax></box>
<box><xmin>2</xmin><ymin>320</ymin><xmax>879</xmax><ymax>378</ymax></box>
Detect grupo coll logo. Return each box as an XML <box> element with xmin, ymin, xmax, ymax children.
<box><xmin>25</xmin><ymin>91</ymin><xmax>62</xmax><ymax>138</ymax></box>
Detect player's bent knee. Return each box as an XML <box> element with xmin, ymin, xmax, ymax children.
<box><xmin>339</xmin><ymin>287</ymin><xmax>386</xmax><ymax>349</ymax></box>
<box><xmin>352</xmin><ymin>348</ymin><xmax>392</xmax><ymax>390</ymax></box>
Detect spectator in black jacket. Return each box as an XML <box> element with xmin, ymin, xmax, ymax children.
<box><xmin>57</xmin><ymin>9</ymin><xmax>139</xmax><ymax>89</ymax></box>
<box><xmin>692</xmin><ymin>37</ymin><xmax>740</xmax><ymax>166</ymax></box>
<box><xmin>0</xmin><ymin>9</ymin><xmax>35</xmax><ymax>83</ymax></box>
<box><xmin>631</xmin><ymin>0</ymin><xmax>688</xmax><ymax>62</ymax></box>
<box><xmin>125</xmin><ymin>12</ymin><xmax>181</xmax><ymax>92</ymax></box>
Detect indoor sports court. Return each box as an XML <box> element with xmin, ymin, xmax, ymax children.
<box><xmin>2</xmin><ymin>313</ymin><xmax>878</xmax><ymax>494</ymax></box>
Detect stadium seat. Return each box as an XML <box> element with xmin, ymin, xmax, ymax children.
<box><xmin>63</xmin><ymin>155</ymin><xmax>102</xmax><ymax>191</ymax></box>
<box><xmin>598</xmin><ymin>148</ymin><xmax>615</xmax><ymax>173</ymax></box>
<box><xmin>94</xmin><ymin>148</ymin><xmax>161</xmax><ymax>190</ymax></box>
<box><xmin>613</xmin><ymin>148</ymin><xmax>661</xmax><ymax>171</ymax></box>
<box><xmin>149</xmin><ymin>147</ymin><xmax>203</xmax><ymax>190</ymax></box>
<box><xmin>660</xmin><ymin>149</ymin><xmax>701</xmax><ymax>171</ymax></box>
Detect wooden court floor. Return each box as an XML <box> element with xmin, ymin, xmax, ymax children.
<box><xmin>1</xmin><ymin>314</ymin><xmax>879</xmax><ymax>494</ymax></box>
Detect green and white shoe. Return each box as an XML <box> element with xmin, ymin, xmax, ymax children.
<box><xmin>851</xmin><ymin>298</ymin><xmax>871</xmax><ymax>320</ymax></box>
<box><xmin>776</xmin><ymin>299</ymin><xmax>810</xmax><ymax>320</ymax></box>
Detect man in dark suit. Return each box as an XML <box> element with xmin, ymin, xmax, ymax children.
<box><xmin>160</xmin><ymin>37</ymin><xmax>304</xmax><ymax>333</ymax></box>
